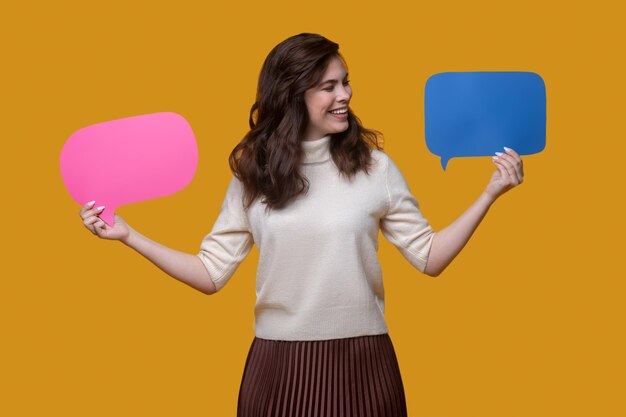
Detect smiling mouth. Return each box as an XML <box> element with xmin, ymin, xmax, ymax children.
<box><xmin>329</xmin><ymin>108</ymin><xmax>348</xmax><ymax>114</ymax></box>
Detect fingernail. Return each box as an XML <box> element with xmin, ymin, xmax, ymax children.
<box><xmin>87</xmin><ymin>201</ymin><xmax>96</xmax><ymax>207</ymax></box>
<box><xmin>495</xmin><ymin>152</ymin><xmax>504</xmax><ymax>156</ymax></box>
<box><xmin>492</xmin><ymin>156</ymin><xmax>498</xmax><ymax>160</ymax></box>
<box><xmin>503</xmin><ymin>146</ymin><xmax>512</xmax><ymax>152</ymax></box>
<box><xmin>96</xmin><ymin>206</ymin><xmax>105</xmax><ymax>211</ymax></box>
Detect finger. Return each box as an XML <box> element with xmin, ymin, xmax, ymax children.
<box><xmin>79</xmin><ymin>200</ymin><xmax>96</xmax><ymax>217</ymax></box>
<box><xmin>93</xmin><ymin>222</ymin><xmax>103</xmax><ymax>237</ymax></box>
<box><xmin>495</xmin><ymin>151</ymin><xmax>517</xmax><ymax>166</ymax></box>
<box><xmin>515</xmin><ymin>157</ymin><xmax>524</xmax><ymax>181</ymax></box>
<box><xmin>80</xmin><ymin>205</ymin><xmax>106</xmax><ymax>220</ymax></box>
<box><xmin>83</xmin><ymin>216</ymin><xmax>100</xmax><ymax>227</ymax></box>
<box><xmin>514</xmin><ymin>158</ymin><xmax>524</xmax><ymax>183</ymax></box>
<box><xmin>501</xmin><ymin>156</ymin><xmax>522</xmax><ymax>184</ymax></box>
<box><xmin>93</xmin><ymin>217</ymin><xmax>111</xmax><ymax>236</ymax></box>
<box><xmin>503</xmin><ymin>147</ymin><xmax>524</xmax><ymax>181</ymax></box>
<box><xmin>94</xmin><ymin>219</ymin><xmax>108</xmax><ymax>237</ymax></box>
<box><xmin>493</xmin><ymin>157</ymin><xmax>518</xmax><ymax>185</ymax></box>
<box><xmin>494</xmin><ymin>153</ymin><xmax>520</xmax><ymax>183</ymax></box>
<box><xmin>94</xmin><ymin>218</ymin><xmax>106</xmax><ymax>228</ymax></box>
<box><xmin>503</xmin><ymin>146</ymin><xmax>520</xmax><ymax>158</ymax></box>
<box><xmin>83</xmin><ymin>216</ymin><xmax>99</xmax><ymax>235</ymax></box>
<box><xmin>493</xmin><ymin>159</ymin><xmax>508</xmax><ymax>180</ymax></box>
<box><xmin>83</xmin><ymin>209</ymin><xmax>105</xmax><ymax>234</ymax></box>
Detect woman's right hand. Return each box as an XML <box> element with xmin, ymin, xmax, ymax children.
<box><xmin>79</xmin><ymin>201</ymin><xmax>131</xmax><ymax>242</ymax></box>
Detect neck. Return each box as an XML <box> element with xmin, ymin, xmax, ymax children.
<box><xmin>301</xmin><ymin>135</ymin><xmax>331</xmax><ymax>164</ymax></box>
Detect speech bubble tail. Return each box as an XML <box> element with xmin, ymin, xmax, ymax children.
<box><xmin>440</xmin><ymin>157</ymin><xmax>449</xmax><ymax>171</ymax></box>
<box><xmin>100</xmin><ymin>209</ymin><xmax>116</xmax><ymax>227</ymax></box>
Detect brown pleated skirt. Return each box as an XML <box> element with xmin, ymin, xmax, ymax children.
<box><xmin>237</xmin><ymin>334</ymin><xmax>407</xmax><ymax>417</ymax></box>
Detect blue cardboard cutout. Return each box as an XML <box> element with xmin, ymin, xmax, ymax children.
<box><xmin>425</xmin><ymin>71</ymin><xmax>546</xmax><ymax>170</ymax></box>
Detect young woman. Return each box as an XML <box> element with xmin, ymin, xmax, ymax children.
<box><xmin>79</xmin><ymin>33</ymin><xmax>524</xmax><ymax>417</ymax></box>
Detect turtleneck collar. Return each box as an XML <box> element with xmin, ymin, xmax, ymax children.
<box><xmin>301</xmin><ymin>135</ymin><xmax>331</xmax><ymax>164</ymax></box>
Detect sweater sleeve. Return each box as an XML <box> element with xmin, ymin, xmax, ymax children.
<box><xmin>380</xmin><ymin>155</ymin><xmax>435</xmax><ymax>273</ymax></box>
<box><xmin>197</xmin><ymin>176</ymin><xmax>254</xmax><ymax>291</ymax></box>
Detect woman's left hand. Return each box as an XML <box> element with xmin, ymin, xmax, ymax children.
<box><xmin>484</xmin><ymin>147</ymin><xmax>524</xmax><ymax>201</ymax></box>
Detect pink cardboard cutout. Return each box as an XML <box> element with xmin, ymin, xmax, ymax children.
<box><xmin>60</xmin><ymin>112</ymin><xmax>198</xmax><ymax>226</ymax></box>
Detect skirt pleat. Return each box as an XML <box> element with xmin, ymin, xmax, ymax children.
<box><xmin>237</xmin><ymin>334</ymin><xmax>407</xmax><ymax>417</ymax></box>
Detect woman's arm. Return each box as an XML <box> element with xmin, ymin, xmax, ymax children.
<box><xmin>121</xmin><ymin>223</ymin><xmax>217</xmax><ymax>295</ymax></box>
<box><xmin>423</xmin><ymin>147</ymin><xmax>524</xmax><ymax>277</ymax></box>
<box><xmin>423</xmin><ymin>191</ymin><xmax>494</xmax><ymax>277</ymax></box>
<box><xmin>80</xmin><ymin>204</ymin><xmax>216</xmax><ymax>295</ymax></box>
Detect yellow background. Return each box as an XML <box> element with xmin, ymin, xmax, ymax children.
<box><xmin>2</xmin><ymin>0</ymin><xmax>625</xmax><ymax>416</ymax></box>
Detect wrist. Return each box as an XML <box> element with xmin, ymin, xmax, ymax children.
<box><xmin>480</xmin><ymin>190</ymin><xmax>498</xmax><ymax>206</ymax></box>
<box><xmin>121</xmin><ymin>227</ymin><xmax>137</xmax><ymax>247</ymax></box>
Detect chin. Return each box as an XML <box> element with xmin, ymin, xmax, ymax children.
<box><xmin>329</xmin><ymin>123</ymin><xmax>349</xmax><ymax>134</ymax></box>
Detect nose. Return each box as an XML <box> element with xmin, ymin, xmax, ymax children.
<box><xmin>337</xmin><ymin>85</ymin><xmax>351</xmax><ymax>102</ymax></box>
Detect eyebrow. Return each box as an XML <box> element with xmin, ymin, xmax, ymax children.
<box><xmin>319</xmin><ymin>73</ymin><xmax>349</xmax><ymax>85</ymax></box>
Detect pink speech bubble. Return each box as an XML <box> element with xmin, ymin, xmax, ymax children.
<box><xmin>60</xmin><ymin>112</ymin><xmax>198</xmax><ymax>226</ymax></box>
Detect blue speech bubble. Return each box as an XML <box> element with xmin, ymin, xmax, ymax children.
<box><xmin>425</xmin><ymin>71</ymin><xmax>546</xmax><ymax>170</ymax></box>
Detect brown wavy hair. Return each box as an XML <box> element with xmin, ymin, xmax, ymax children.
<box><xmin>229</xmin><ymin>33</ymin><xmax>382</xmax><ymax>211</ymax></box>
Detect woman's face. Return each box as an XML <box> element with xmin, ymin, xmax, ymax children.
<box><xmin>303</xmin><ymin>56</ymin><xmax>352</xmax><ymax>141</ymax></box>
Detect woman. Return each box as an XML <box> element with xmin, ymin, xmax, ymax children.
<box><xmin>79</xmin><ymin>33</ymin><xmax>524</xmax><ymax>416</ymax></box>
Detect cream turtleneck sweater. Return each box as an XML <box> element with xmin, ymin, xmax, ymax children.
<box><xmin>197</xmin><ymin>136</ymin><xmax>435</xmax><ymax>341</ymax></box>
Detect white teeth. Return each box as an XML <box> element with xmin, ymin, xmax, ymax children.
<box><xmin>330</xmin><ymin>108</ymin><xmax>347</xmax><ymax>114</ymax></box>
